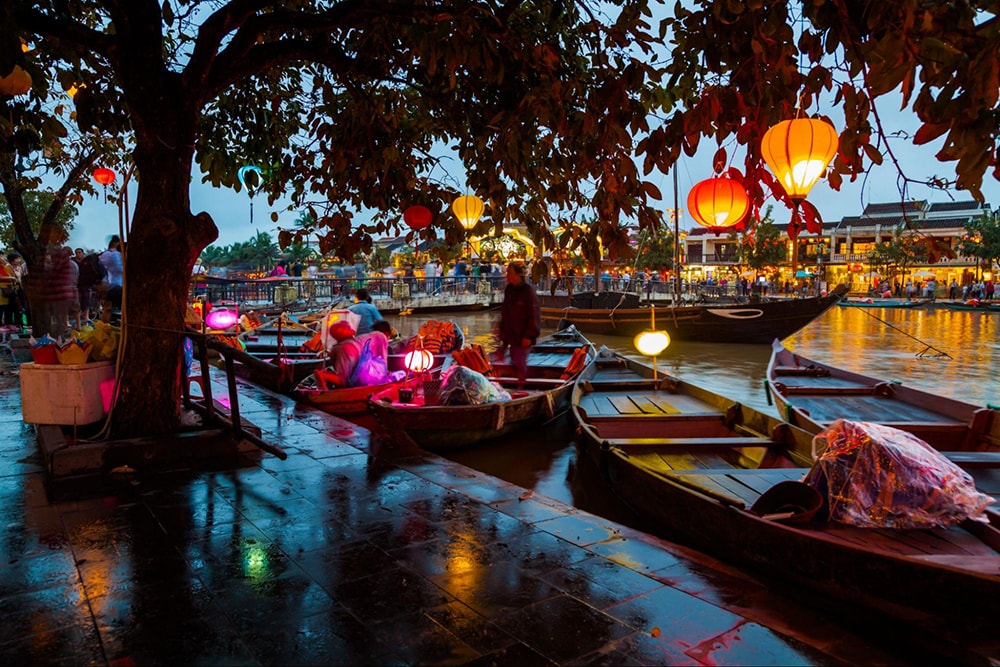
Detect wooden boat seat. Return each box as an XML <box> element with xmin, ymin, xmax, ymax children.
<box><xmin>580</xmin><ymin>378</ymin><xmax>678</xmax><ymax>392</ymax></box>
<box><xmin>605</xmin><ymin>436</ymin><xmax>783</xmax><ymax>448</ymax></box>
<box><xmin>493</xmin><ymin>376</ymin><xmax>568</xmax><ymax>387</ymax></box>
<box><xmin>655</xmin><ymin>468</ymin><xmax>808</xmax><ymax>508</ymax></box>
<box><xmin>942</xmin><ymin>451</ymin><xmax>1000</xmax><ymax>468</ymax></box>
<box><xmin>776</xmin><ymin>384</ymin><xmax>885</xmax><ymax>396</ymax></box>
<box><xmin>772</xmin><ymin>365</ymin><xmax>831</xmax><ymax>377</ymax></box>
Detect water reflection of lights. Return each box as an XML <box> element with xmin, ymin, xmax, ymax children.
<box><xmin>243</xmin><ymin>543</ymin><xmax>270</xmax><ymax>580</ymax></box>
<box><xmin>446</xmin><ymin>535</ymin><xmax>479</xmax><ymax>576</ymax></box>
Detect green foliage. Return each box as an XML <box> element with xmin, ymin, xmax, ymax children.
<box><xmin>365</xmin><ymin>246</ymin><xmax>392</xmax><ymax>273</ymax></box>
<box><xmin>0</xmin><ymin>191</ymin><xmax>76</xmax><ymax>251</ymax></box>
<box><xmin>634</xmin><ymin>228</ymin><xmax>675</xmax><ymax>271</ymax></box>
<box><xmin>740</xmin><ymin>209</ymin><xmax>786</xmax><ymax>271</ymax></box>
<box><xmin>958</xmin><ymin>215</ymin><xmax>1000</xmax><ymax>271</ymax></box>
<box><xmin>867</xmin><ymin>230</ymin><xmax>927</xmax><ymax>281</ymax></box>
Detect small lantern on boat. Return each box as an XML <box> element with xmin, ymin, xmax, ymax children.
<box><xmin>404</xmin><ymin>347</ymin><xmax>434</xmax><ymax>374</ymax></box>
<box><xmin>205</xmin><ymin>308</ymin><xmax>239</xmax><ymax>331</ymax></box>
<box><xmin>633</xmin><ymin>306</ymin><xmax>670</xmax><ymax>383</ymax></box>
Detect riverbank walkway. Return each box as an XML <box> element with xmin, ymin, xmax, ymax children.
<box><xmin>0</xmin><ymin>347</ymin><xmax>954</xmax><ymax>665</ymax></box>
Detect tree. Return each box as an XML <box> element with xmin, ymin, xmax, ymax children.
<box><xmin>652</xmin><ymin>1</ymin><xmax>1000</xmax><ymax>236</ymax></box>
<box><xmin>867</xmin><ymin>230</ymin><xmax>927</xmax><ymax>284</ymax></box>
<box><xmin>957</xmin><ymin>215</ymin><xmax>1000</xmax><ymax>276</ymax></box>
<box><xmin>634</xmin><ymin>227</ymin><xmax>675</xmax><ymax>272</ymax></box>
<box><xmin>0</xmin><ymin>190</ymin><xmax>76</xmax><ymax>251</ymax></box>
<box><xmin>740</xmin><ymin>209</ymin><xmax>786</xmax><ymax>273</ymax></box>
<box><xmin>9</xmin><ymin>1</ymin><xmax>667</xmax><ymax>437</ymax></box>
<box><xmin>246</xmin><ymin>230</ymin><xmax>279</xmax><ymax>273</ymax></box>
<box><xmin>197</xmin><ymin>245</ymin><xmax>229</xmax><ymax>272</ymax></box>
<box><xmin>12</xmin><ymin>1</ymin><xmax>1000</xmax><ymax>438</ymax></box>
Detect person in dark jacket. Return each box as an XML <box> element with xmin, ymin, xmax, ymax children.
<box><xmin>497</xmin><ymin>261</ymin><xmax>540</xmax><ymax>384</ymax></box>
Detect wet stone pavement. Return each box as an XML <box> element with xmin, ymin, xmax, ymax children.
<box><xmin>0</xmin><ymin>346</ymin><xmax>938</xmax><ymax>666</ymax></box>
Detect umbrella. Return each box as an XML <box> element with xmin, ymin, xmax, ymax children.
<box><xmin>912</xmin><ymin>269</ymin><xmax>936</xmax><ymax>279</ymax></box>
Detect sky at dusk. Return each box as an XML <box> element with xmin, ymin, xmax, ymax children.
<box><xmin>66</xmin><ymin>120</ymin><xmax>1000</xmax><ymax>257</ymax></box>
<box><xmin>62</xmin><ymin>45</ymin><xmax>1000</xmax><ymax>256</ymax></box>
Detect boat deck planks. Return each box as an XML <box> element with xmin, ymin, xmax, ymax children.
<box><xmin>580</xmin><ymin>389</ymin><xmax>718</xmax><ymax>417</ymax></box>
<box><xmin>577</xmin><ymin>347</ymin><xmax>1000</xmax><ymax>630</ymax></box>
<box><xmin>787</xmin><ymin>393</ymin><xmax>965</xmax><ymax>425</ymax></box>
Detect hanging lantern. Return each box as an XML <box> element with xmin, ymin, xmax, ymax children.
<box><xmin>403</xmin><ymin>205</ymin><xmax>433</xmax><ymax>231</ymax></box>
<box><xmin>687</xmin><ymin>177</ymin><xmax>749</xmax><ymax>230</ymax></box>
<box><xmin>92</xmin><ymin>167</ymin><xmax>116</xmax><ymax>204</ymax></box>
<box><xmin>452</xmin><ymin>195</ymin><xmax>485</xmax><ymax>231</ymax></box>
<box><xmin>92</xmin><ymin>167</ymin><xmax>116</xmax><ymax>186</ymax></box>
<box><xmin>761</xmin><ymin>118</ymin><xmax>839</xmax><ymax>200</ymax></box>
<box><xmin>237</xmin><ymin>165</ymin><xmax>265</xmax><ymax>225</ymax></box>
<box><xmin>0</xmin><ymin>65</ymin><xmax>32</xmax><ymax>96</ymax></box>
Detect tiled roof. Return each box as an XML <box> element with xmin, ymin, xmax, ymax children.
<box><xmin>862</xmin><ymin>201</ymin><xmax>927</xmax><ymax>216</ymax></box>
<box><xmin>908</xmin><ymin>217</ymin><xmax>978</xmax><ymax>230</ymax></box>
<box><xmin>927</xmin><ymin>200</ymin><xmax>985</xmax><ymax>213</ymax></box>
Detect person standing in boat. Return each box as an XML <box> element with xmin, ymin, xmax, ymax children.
<box><xmin>496</xmin><ymin>262</ymin><xmax>540</xmax><ymax>385</ymax></box>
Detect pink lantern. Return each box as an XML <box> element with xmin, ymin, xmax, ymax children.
<box><xmin>205</xmin><ymin>309</ymin><xmax>239</xmax><ymax>330</ymax></box>
<box><xmin>403</xmin><ymin>205</ymin><xmax>433</xmax><ymax>230</ymax></box>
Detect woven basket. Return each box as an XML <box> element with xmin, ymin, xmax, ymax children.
<box><xmin>422</xmin><ymin>379</ymin><xmax>442</xmax><ymax>406</ymax></box>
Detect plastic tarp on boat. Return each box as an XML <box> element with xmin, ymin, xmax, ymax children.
<box><xmin>438</xmin><ymin>366</ymin><xmax>510</xmax><ymax>405</ymax></box>
<box><xmin>805</xmin><ymin>420</ymin><xmax>994</xmax><ymax>528</ymax></box>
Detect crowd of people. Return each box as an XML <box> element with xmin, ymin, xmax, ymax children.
<box><xmin>0</xmin><ymin>235</ymin><xmax>125</xmax><ymax>339</ymax></box>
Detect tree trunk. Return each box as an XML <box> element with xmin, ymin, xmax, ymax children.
<box><xmin>110</xmin><ymin>211</ymin><xmax>217</xmax><ymax>437</ymax></box>
<box><xmin>108</xmin><ymin>162</ymin><xmax>217</xmax><ymax>439</ymax></box>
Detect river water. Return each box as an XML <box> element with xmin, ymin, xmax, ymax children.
<box><xmin>385</xmin><ymin>304</ymin><xmax>1000</xmax><ymax>523</ymax></box>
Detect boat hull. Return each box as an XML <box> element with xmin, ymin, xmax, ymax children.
<box><xmin>573</xmin><ymin>348</ymin><xmax>1000</xmax><ymax>641</ymax></box>
<box><xmin>765</xmin><ymin>339</ymin><xmax>999</xmax><ymax>450</ymax></box>
<box><xmin>542</xmin><ymin>284</ymin><xmax>848</xmax><ymax>344</ymax></box>
<box><xmin>368</xmin><ymin>327</ymin><xmax>594</xmax><ymax>452</ymax></box>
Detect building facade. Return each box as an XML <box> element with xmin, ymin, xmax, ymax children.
<box><xmin>681</xmin><ymin>200</ymin><xmax>995</xmax><ymax>293</ymax></box>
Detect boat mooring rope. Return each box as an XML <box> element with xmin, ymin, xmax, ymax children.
<box><xmin>857</xmin><ymin>308</ymin><xmax>952</xmax><ymax>359</ymax></box>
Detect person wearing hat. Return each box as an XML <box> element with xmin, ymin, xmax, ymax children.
<box><xmin>321</xmin><ymin>318</ymin><xmax>389</xmax><ymax>388</ymax></box>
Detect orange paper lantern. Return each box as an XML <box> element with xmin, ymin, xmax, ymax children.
<box><xmin>761</xmin><ymin>118</ymin><xmax>839</xmax><ymax>200</ymax></box>
<box><xmin>687</xmin><ymin>177</ymin><xmax>749</xmax><ymax>230</ymax></box>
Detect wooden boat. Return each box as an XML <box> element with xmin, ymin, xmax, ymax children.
<box><xmin>228</xmin><ymin>344</ymin><xmax>325</xmax><ymax>394</ymax></box>
<box><xmin>293</xmin><ymin>351</ymin><xmax>450</xmax><ymax>419</ymax></box>
<box><xmin>765</xmin><ymin>339</ymin><xmax>1000</xmax><ymax>450</ymax></box>
<box><xmin>237</xmin><ymin>321</ymin><xmax>319</xmax><ymax>355</ymax></box>
<box><xmin>368</xmin><ymin>327</ymin><xmax>595</xmax><ymax>451</ymax></box>
<box><xmin>540</xmin><ymin>284</ymin><xmax>848</xmax><ymax>344</ymax></box>
<box><xmin>838</xmin><ymin>298</ymin><xmax>925</xmax><ymax>308</ymax></box>
<box><xmin>573</xmin><ymin>348</ymin><xmax>1000</xmax><ymax>638</ymax></box>
<box><xmin>945</xmin><ymin>301</ymin><xmax>1000</xmax><ymax>312</ymax></box>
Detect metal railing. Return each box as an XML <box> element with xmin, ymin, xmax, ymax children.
<box><xmin>189</xmin><ymin>275</ymin><xmax>508</xmax><ymax>306</ymax></box>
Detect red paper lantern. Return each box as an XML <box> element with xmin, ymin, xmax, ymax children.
<box><xmin>92</xmin><ymin>167</ymin><xmax>116</xmax><ymax>185</ymax></box>
<box><xmin>403</xmin><ymin>205</ymin><xmax>433</xmax><ymax>230</ymax></box>
<box><xmin>687</xmin><ymin>177</ymin><xmax>749</xmax><ymax>231</ymax></box>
